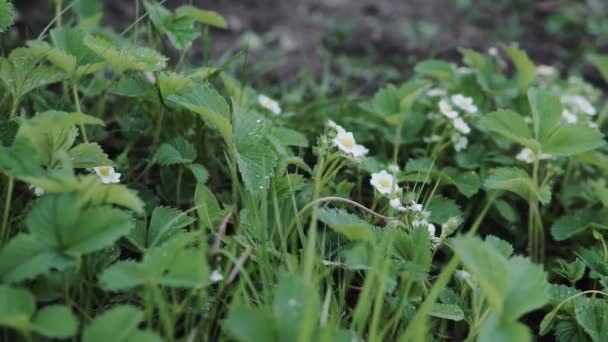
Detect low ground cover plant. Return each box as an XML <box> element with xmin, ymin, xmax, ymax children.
<box><xmin>1</xmin><ymin>1</ymin><xmax>608</xmax><ymax>341</ymax></box>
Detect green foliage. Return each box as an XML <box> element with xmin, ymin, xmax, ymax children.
<box><xmin>484</xmin><ymin>167</ymin><xmax>551</xmax><ymax>204</ymax></box>
<box><xmin>318</xmin><ymin>208</ymin><xmax>375</xmax><ymax>242</ymax></box>
<box><xmin>83</xmin><ymin>305</ymin><xmax>162</xmax><ymax>342</ymax></box>
<box><xmin>0</xmin><ymin>0</ymin><xmax>14</xmax><ymax>32</ymax></box>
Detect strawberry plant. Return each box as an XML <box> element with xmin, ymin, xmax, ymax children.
<box><xmin>0</xmin><ymin>1</ymin><xmax>607</xmax><ymax>341</ymax></box>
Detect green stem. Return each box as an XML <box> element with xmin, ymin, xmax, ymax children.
<box><xmin>0</xmin><ymin>176</ymin><xmax>15</xmax><ymax>245</ymax></box>
<box><xmin>72</xmin><ymin>83</ymin><xmax>89</xmax><ymax>143</ymax></box>
<box><xmin>176</xmin><ymin>166</ymin><xmax>183</xmax><ymax>207</ymax></box>
<box><xmin>401</xmin><ymin>194</ymin><xmax>496</xmax><ymax>340</ymax></box>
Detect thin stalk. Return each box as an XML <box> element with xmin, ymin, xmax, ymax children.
<box><xmin>72</xmin><ymin>82</ymin><xmax>89</xmax><ymax>143</ymax></box>
<box><xmin>401</xmin><ymin>194</ymin><xmax>496</xmax><ymax>340</ymax></box>
<box><xmin>0</xmin><ymin>176</ymin><xmax>15</xmax><ymax>245</ymax></box>
<box><xmin>176</xmin><ymin>166</ymin><xmax>184</xmax><ymax>207</ymax></box>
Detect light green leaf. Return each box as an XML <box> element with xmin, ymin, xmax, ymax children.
<box><xmin>157</xmin><ymin>72</ymin><xmax>193</xmax><ymax>102</ymax></box>
<box><xmin>541</xmin><ymin>124</ymin><xmax>606</xmax><ymax>156</ymax></box>
<box><xmin>318</xmin><ymin>208</ymin><xmax>374</xmax><ymax>242</ymax></box>
<box><xmin>194</xmin><ymin>183</ymin><xmax>221</xmax><ymax>230</ymax></box>
<box><xmin>83</xmin><ymin>305</ymin><xmax>146</xmax><ymax>342</ymax></box>
<box><xmin>551</xmin><ymin>208</ymin><xmax>607</xmax><ymax>241</ymax></box>
<box><xmin>224</xmin><ymin>304</ymin><xmax>276</xmax><ymax>342</ymax></box>
<box><xmin>154</xmin><ymin>137</ymin><xmax>197</xmax><ymax>166</ymax></box>
<box><xmin>274</xmin><ymin>272</ymin><xmax>319</xmax><ymax>341</ymax></box>
<box><xmin>429</xmin><ymin>303</ymin><xmax>464</xmax><ymax>321</ymax></box>
<box><xmin>528</xmin><ymin>88</ymin><xmax>562</xmax><ymax>143</ymax></box>
<box><xmin>175</xmin><ymin>5</ymin><xmax>227</xmax><ymax>28</ymax></box>
<box><xmin>414</xmin><ymin>59</ymin><xmax>455</xmax><ymax>82</ymax></box>
<box><xmin>503</xmin><ymin>256</ymin><xmax>550</xmax><ymax>321</ymax></box>
<box><xmin>426</xmin><ymin>196</ymin><xmax>462</xmax><ymax>224</ymax></box>
<box><xmin>168</xmin><ymin>83</ymin><xmax>232</xmax><ymax>146</ymax></box>
<box><xmin>478</xmin><ymin>110</ymin><xmax>538</xmax><ymax>149</ymax></box>
<box><xmin>31</xmin><ymin>305</ymin><xmax>79</xmax><ymax>338</ymax></box>
<box><xmin>146</xmin><ymin>206</ymin><xmax>196</xmax><ymax>248</ymax></box>
<box><xmin>505</xmin><ymin>44</ymin><xmax>536</xmax><ymax>94</ymax></box>
<box><xmin>484</xmin><ymin>167</ymin><xmax>550</xmax><ymax>205</ymax></box>
<box><xmin>0</xmin><ymin>285</ymin><xmax>36</xmax><ymax>331</ymax></box>
<box><xmin>574</xmin><ymin>298</ymin><xmax>608</xmax><ymax>342</ymax></box>
<box><xmin>84</xmin><ymin>35</ymin><xmax>168</xmax><ymax>73</ymax></box>
<box><xmin>451</xmin><ymin>236</ymin><xmax>509</xmax><ymax>314</ymax></box>
<box><xmin>0</xmin><ymin>234</ymin><xmax>73</xmax><ymax>283</ymax></box>
<box><xmin>485</xmin><ymin>235</ymin><xmax>514</xmax><ymax>258</ymax></box>
<box><xmin>189</xmin><ymin>163</ymin><xmax>209</xmax><ymax>183</ymax></box>
<box><xmin>68</xmin><ymin>143</ymin><xmax>112</xmax><ymax>168</ymax></box>
<box><xmin>479</xmin><ymin>314</ymin><xmax>531</xmax><ymax>342</ymax></box>
<box><xmin>234</xmin><ymin>111</ymin><xmax>277</xmax><ymax>193</ymax></box>
<box><xmin>0</xmin><ymin>0</ymin><xmax>15</xmax><ymax>32</ymax></box>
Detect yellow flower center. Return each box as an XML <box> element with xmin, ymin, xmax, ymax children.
<box><xmin>340</xmin><ymin>136</ymin><xmax>355</xmax><ymax>148</ymax></box>
<box><xmin>99</xmin><ymin>166</ymin><xmax>111</xmax><ymax>176</ymax></box>
<box><xmin>379</xmin><ymin>177</ymin><xmax>391</xmax><ymax>188</ymax></box>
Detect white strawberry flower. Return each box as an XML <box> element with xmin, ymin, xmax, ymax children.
<box><xmin>452</xmin><ymin>117</ymin><xmax>471</xmax><ymax>135</ymax></box>
<box><xmin>561</xmin><ymin>109</ymin><xmax>577</xmax><ymax>124</ymax></box>
<box><xmin>451</xmin><ymin>134</ymin><xmax>468</xmax><ymax>152</ymax></box>
<box><xmin>536</xmin><ymin>65</ymin><xmax>557</xmax><ymax>77</ymax></box>
<box><xmin>258</xmin><ymin>94</ymin><xmax>281</xmax><ymax>115</ymax></box>
<box><xmin>423</xmin><ymin>135</ymin><xmax>441</xmax><ymax>143</ymax></box>
<box><xmin>29</xmin><ymin>185</ymin><xmax>45</xmax><ymax>197</ymax></box>
<box><xmin>210</xmin><ymin>269</ymin><xmax>224</xmax><ymax>283</ymax></box>
<box><xmin>408</xmin><ymin>200</ymin><xmax>423</xmax><ymax>213</ymax></box>
<box><xmin>333</xmin><ymin>130</ymin><xmax>368</xmax><ymax>158</ymax></box>
<box><xmin>389</xmin><ymin>198</ymin><xmax>402</xmax><ymax>209</ymax></box>
<box><xmin>439</xmin><ymin>99</ymin><xmax>459</xmax><ymax>119</ymax></box>
<box><xmin>93</xmin><ymin>166</ymin><xmax>121</xmax><ymax>184</ymax></box>
<box><xmin>328</xmin><ymin>120</ymin><xmax>345</xmax><ymax>133</ymax></box>
<box><xmin>387</xmin><ymin>163</ymin><xmax>400</xmax><ymax>173</ymax></box>
<box><xmin>516</xmin><ymin>148</ymin><xmax>553</xmax><ymax>164</ymax></box>
<box><xmin>370</xmin><ymin>170</ymin><xmax>400</xmax><ymax>195</ymax></box>
<box><xmin>488</xmin><ymin>47</ymin><xmax>498</xmax><ymax>56</ymax></box>
<box><xmin>427</xmin><ymin>88</ymin><xmax>446</xmax><ymax>97</ymax></box>
<box><xmin>561</xmin><ymin>95</ymin><xmax>596</xmax><ymax>116</ymax></box>
<box><xmin>451</xmin><ymin>94</ymin><xmax>478</xmax><ymax>114</ymax></box>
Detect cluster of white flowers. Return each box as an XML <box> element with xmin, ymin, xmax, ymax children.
<box><xmin>536</xmin><ymin>65</ymin><xmax>557</xmax><ymax>77</ymax></box>
<box><xmin>328</xmin><ymin>120</ymin><xmax>369</xmax><ymax>158</ymax></box>
<box><xmin>561</xmin><ymin>95</ymin><xmax>596</xmax><ymax>117</ymax></box>
<box><xmin>92</xmin><ymin>166</ymin><xmax>121</xmax><ymax>184</ymax></box>
<box><xmin>438</xmin><ymin>94</ymin><xmax>477</xmax><ymax>151</ymax></box>
<box><xmin>258</xmin><ymin>94</ymin><xmax>282</xmax><ymax>115</ymax></box>
<box><xmin>516</xmin><ymin>148</ymin><xmax>552</xmax><ymax>164</ymax></box>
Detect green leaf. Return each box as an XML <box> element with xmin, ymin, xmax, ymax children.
<box><xmin>84</xmin><ymin>35</ymin><xmax>168</xmax><ymax>73</ymax></box>
<box><xmin>451</xmin><ymin>236</ymin><xmax>509</xmax><ymax>314</ymax></box>
<box><xmin>528</xmin><ymin>88</ymin><xmax>562</xmax><ymax>143</ymax></box>
<box><xmin>429</xmin><ymin>303</ymin><xmax>464</xmax><ymax>321</ymax></box>
<box><xmin>426</xmin><ymin>196</ymin><xmax>462</xmax><ymax>224</ymax></box>
<box><xmin>414</xmin><ymin>59</ymin><xmax>455</xmax><ymax>82</ymax></box>
<box><xmin>588</xmin><ymin>53</ymin><xmax>608</xmax><ymax>84</ymax></box>
<box><xmin>157</xmin><ymin>72</ymin><xmax>193</xmax><ymax>102</ymax></box>
<box><xmin>146</xmin><ymin>206</ymin><xmax>196</xmax><ymax>248</ymax></box>
<box><xmin>194</xmin><ymin>183</ymin><xmax>221</xmax><ymax>230</ymax></box>
<box><xmin>318</xmin><ymin>208</ymin><xmax>374</xmax><ymax>242</ymax></box>
<box><xmin>505</xmin><ymin>44</ymin><xmax>536</xmax><ymax>94</ymax></box>
<box><xmin>274</xmin><ymin>272</ymin><xmax>319</xmax><ymax>341</ymax></box>
<box><xmin>0</xmin><ymin>234</ymin><xmax>73</xmax><ymax>283</ymax></box>
<box><xmin>478</xmin><ymin>110</ymin><xmax>538</xmax><ymax>149</ymax></box>
<box><xmin>83</xmin><ymin>305</ymin><xmax>154</xmax><ymax>342</ymax></box>
<box><xmin>541</xmin><ymin>124</ymin><xmax>606</xmax><ymax>156</ymax></box>
<box><xmin>551</xmin><ymin>208</ymin><xmax>608</xmax><ymax>241</ymax></box>
<box><xmin>224</xmin><ymin>304</ymin><xmax>276</xmax><ymax>342</ymax></box>
<box><xmin>28</xmin><ymin>28</ymin><xmax>105</xmax><ymax>77</ymax></box>
<box><xmin>100</xmin><ymin>233</ymin><xmax>208</xmax><ymax>290</ymax></box>
<box><xmin>479</xmin><ymin>314</ymin><xmax>531</xmax><ymax>342</ymax></box>
<box><xmin>503</xmin><ymin>256</ymin><xmax>550</xmax><ymax>321</ymax></box>
<box><xmin>484</xmin><ymin>167</ymin><xmax>550</xmax><ymax>205</ymax></box>
<box><xmin>485</xmin><ymin>235</ymin><xmax>514</xmax><ymax>258</ymax></box>
<box><xmin>0</xmin><ymin>48</ymin><xmax>65</xmax><ymax>104</ymax></box>
<box><xmin>175</xmin><ymin>5</ymin><xmax>227</xmax><ymax>28</ymax></box>
<box><xmin>168</xmin><ymin>83</ymin><xmax>232</xmax><ymax>146</ymax></box>
<box><xmin>0</xmin><ymin>286</ymin><xmax>35</xmax><ymax>331</ymax></box>
<box><xmin>0</xmin><ymin>0</ymin><xmax>15</xmax><ymax>32</ymax></box>
<box><xmin>31</xmin><ymin>305</ymin><xmax>79</xmax><ymax>338</ymax></box>
<box><xmin>154</xmin><ymin>137</ymin><xmax>197</xmax><ymax>166</ymax></box>
<box><xmin>189</xmin><ymin>163</ymin><xmax>209</xmax><ymax>183</ymax></box>
<box><xmin>68</xmin><ymin>143</ymin><xmax>112</xmax><ymax>168</ymax></box>
<box><xmin>26</xmin><ymin>193</ymin><xmax>135</xmax><ymax>256</ymax></box>
<box><xmin>442</xmin><ymin>167</ymin><xmax>481</xmax><ymax>198</ymax></box>
<box><xmin>271</xmin><ymin>127</ymin><xmax>309</xmax><ymax>148</ymax></box>
<box><xmin>575</xmin><ymin>298</ymin><xmax>608</xmax><ymax>342</ymax></box>
<box><xmin>234</xmin><ymin>111</ymin><xmax>278</xmax><ymax>193</ymax></box>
